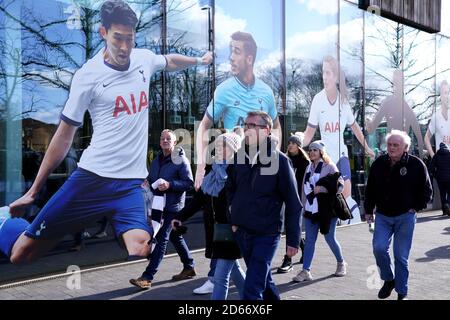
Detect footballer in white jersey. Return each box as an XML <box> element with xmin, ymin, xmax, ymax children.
<box><xmin>2</xmin><ymin>0</ymin><xmax>212</xmax><ymax>265</ymax></box>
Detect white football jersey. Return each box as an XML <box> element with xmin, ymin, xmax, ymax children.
<box><xmin>307</xmin><ymin>89</ymin><xmax>355</xmax><ymax>162</ymax></box>
<box><xmin>429</xmin><ymin>108</ymin><xmax>450</xmax><ymax>148</ymax></box>
<box><xmin>61</xmin><ymin>48</ymin><xmax>166</xmax><ymax>179</ymax></box>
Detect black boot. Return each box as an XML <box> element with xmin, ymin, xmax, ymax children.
<box><xmin>443</xmin><ymin>204</ymin><xmax>450</xmax><ymax>216</ymax></box>
<box><xmin>277</xmin><ymin>255</ymin><xmax>293</xmax><ymax>273</ymax></box>
<box><xmin>378</xmin><ymin>279</ymin><xmax>395</xmax><ymax>299</ymax></box>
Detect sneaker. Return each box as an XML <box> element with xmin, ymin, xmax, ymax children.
<box><xmin>129</xmin><ymin>277</ymin><xmax>152</xmax><ymax>289</ymax></box>
<box><xmin>277</xmin><ymin>255</ymin><xmax>293</xmax><ymax>273</ymax></box>
<box><xmin>94</xmin><ymin>231</ymin><xmax>108</xmax><ymax>239</ymax></box>
<box><xmin>334</xmin><ymin>261</ymin><xmax>347</xmax><ymax>277</ymax></box>
<box><xmin>172</xmin><ymin>268</ymin><xmax>196</xmax><ymax>281</ymax></box>
<box><xmin>81</xmin><ymin>231</ymin><xmax>91</xmax><ymax>239</ymax></box>
<box><xmin>378</xmin><ymin>279</ymin><xmax>395</xmax><ymax>299</ymax></box>
<box><xmin>397</xmin><ymin>294</ymin><xmax>408</xmax><ymax>300</ymax></box>
<box><xmin>193</xmin><ymin>279</ymin><xmax>214</xmax><ymax>295</ymax></box>
<box><xmin>292</xmin><ymin>269</ymin><xmax>313</xmax><ymax>282</ymax></box>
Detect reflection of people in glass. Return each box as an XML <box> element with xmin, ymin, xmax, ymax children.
<box><xmin>302</xmin><ymin>56</ymin><xmax>374</xmax><ymax>222</ymax></box>
<box><xmin>366</xmin><ymin>69</ymin><xmax>424</xmax><ymax>157</ymax></box>
<box><xmin>424</xmin><ymin>80</ymin><xmax>450</xmax><ymax>158</ymax></box>
<box><xmin>195</xmin><ymin>31</ymin><xmax>281</xmax><ymax>189</ymax></box>
<box><xmin>0</xmin><ymin>0</ymin><xmax>212</xmax><ymax>265</ymax></box>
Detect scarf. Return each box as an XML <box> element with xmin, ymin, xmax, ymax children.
<box><xmin>303</xmin><ymin>161</ymin><xmax>324</xmax><ymax>215</ymax></box>
<box><xmin>201</xmin><ymin>162</ymin><xmax>229</xmax><ymax>197</ymax></box>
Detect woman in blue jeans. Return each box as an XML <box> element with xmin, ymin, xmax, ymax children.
<box><xmin>173</xmin><ymin>132</ymin><xmax>245</xmax><ymax>300</ymax></box>
<box><xmin>293</xmin><ymin>141</ymin><xmax>347</xmax><ymax>282</ymax></box>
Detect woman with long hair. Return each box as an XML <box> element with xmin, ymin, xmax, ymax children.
<box><xmin>293</xmin><ymin>140</ymin><xmax>347</xmax><ymax>282</ymax></box>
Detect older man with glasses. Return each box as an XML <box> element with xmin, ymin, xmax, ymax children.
<box><xmin>226</xmin><ymin>111</ymin><xmax>302</xmax><ymax>300</ymax></box>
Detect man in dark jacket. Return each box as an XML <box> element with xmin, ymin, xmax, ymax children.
<box><xmin>130</xmin><ymin>129</ymin><xmax>195</xmax><ymax>289</ymax></box>
<box><xmin>365</xmin><ymin>130</ymin><xmax>432</xmax><ymax>300</ymax></box>
<box><xmin>227</xmin><ymin>111</ymin><xmax>302</xmax><ymax>300</ymax></box>
<box><xmin>429</xmin><ymin>142</ymin><xmax>450</xmax><ymax>216</ymax></box>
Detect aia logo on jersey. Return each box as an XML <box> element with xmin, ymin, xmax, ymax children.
<box><xmin>324</xmin><ymin>122</ymin><xmax>340</xmax><ymax>133</ymax></box>
<box><xmin>113</xmin><ymin>91</ymin><xmax>148</xmax><ymax>118</ymax></box>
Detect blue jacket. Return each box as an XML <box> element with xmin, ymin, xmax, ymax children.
<box><xmin>226</xmin><ymin>138</ymin><xmax>302</xmax><ymax>248</ymax></box>
<box><xmin>148</xmin><ymin>147</ymin><xmax>194</xmax><ymax>213</ymax></box>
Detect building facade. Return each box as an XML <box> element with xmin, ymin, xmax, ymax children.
<box><xmin>0</xmin><ymin>0</ymin><xmax>448</xmax><ymax>280</ymax></box>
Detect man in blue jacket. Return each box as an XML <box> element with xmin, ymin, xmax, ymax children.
<box><xmin>227</xmin><ymin>111</ymin><xmax>302</xmax><ymax>300</ymax></box>
<box><xmin>129</xmin><ymin>129</ymin><xmax>195</xmax><ymax>289</ymax></box>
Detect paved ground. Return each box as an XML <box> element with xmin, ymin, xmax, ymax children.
<box><xmin>0</xmin><ymin>210</ymin><xmax>449</xmax><ymax>300</ymax></box>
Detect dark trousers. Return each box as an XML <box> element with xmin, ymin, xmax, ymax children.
<box><xmin>234</xmin><ymin>228</ymin><xmax>280</xmax><ymax>300</ymax></box>
<box><xmin>437</xmin><ymin>180</ymin><xmax>450</xmax><ymax>208</ymax></box>
<box><xmin>142</xmin><ymin>210</ymin><xmax>194</xmax><ymax>280</ymax></box>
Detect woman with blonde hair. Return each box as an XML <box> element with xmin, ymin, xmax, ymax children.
<box><xmin>293</xmin><ymin>140</ymin><xmax>347</xmax><ymax>282</ymax></box>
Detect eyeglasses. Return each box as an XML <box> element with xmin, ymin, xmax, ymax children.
<box><xmin>244</xmin><ymin>122</ymin><xmax>268</xmax><ymax>129</ymax></box>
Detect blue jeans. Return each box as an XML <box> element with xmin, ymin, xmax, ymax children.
<box><xmin>372</xmin><ymin>211</ymin><xmax>416</xmax><ymax>295</ymax></box>
<box><xmin>234</xmin><ymin>228</ymin><xmax>280</xmax><ymax>301</ymax></box>
<box><xmin>303</xmin><ymin>217</ymin><xmax>344</xmax><ymax>271</ymax></box>
<box><xmin>211</xmin><ymin>259</ymin><xmax>245</xmax><ymax>300</ymax></box>
<box><xmin>208</xmin><ymin>258</ymin><xmax>217</xmax><ymax>280</ymax></box>
<box><xmin>142</xmin><ymin>210</ymin><xmax>194</xmax><ymax>280</ymax></box>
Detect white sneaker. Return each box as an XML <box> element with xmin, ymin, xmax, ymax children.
<box><xmin>292</xmin><ymin>269</ymin><xmax>313</xmax><ymax>282</ymax></box>
<box><xmin>335</xmin><ymin>261</ymin><xmax>347</xmax><ymax>277</ymax></box>
<box><xmin>193</xmin><ymin>279</ymin><xmax>214</xmax><ymax>295</ymax></box>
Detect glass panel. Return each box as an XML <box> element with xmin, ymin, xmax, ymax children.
<box><xmin>285</xmin><ymin>0</ymin><xmax>338</xmax><ymax>141</ymax></box>
<box><xmin>339</xmin><ymin>0</ymin><xmax>367</xmax><ymax>222</ymax></box>
<box><xmin>403</xmin><ymin>26</ymin><xmax>435</xmax><ymax>158</ymax></box>
<box><xmin>211</xmin><ymin>0</ymin><xmax>283</xmax><ymax>131</ymax></box>
<box><xmin>434</xmin><ymin>35</ymin><xmax>450</xmax><ymax>152</ymax></box>
<box><xmin>364</xmin><ymin>12</ymin><xmax>405</xmax><ymax>154</ymax></box>
<box><xmin>0</xmin><ymin>0</ymin><xmax>166</xmax><ymax>284</ymax></box>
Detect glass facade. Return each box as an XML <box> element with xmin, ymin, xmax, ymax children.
<box><xmin>0</xmin><ymin>0</ymin><xmax>447</xmax><ymax>281</ymax></box>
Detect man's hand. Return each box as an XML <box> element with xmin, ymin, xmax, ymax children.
<box><xmin>157</xmin><ymin>179</ymin><xmax>170</xmax><ymax>192</ymax></box>
<box><xmin>194</xmin><ymin>165</ymin><xmax>206</xmax><ymax>191</ymax></box>
<box><xmin>200</xmin><ymin>51</ymin><xmax>213</xmax><ymax>66</ymax></box>
<box><xmin>286</xmin><ymin>246</ymin><xmax>298</xmax><ymax>258</ymax></box>
<box><xmin>9</xmin><ymin>193</ymin><xmax>35</xmax><ymax>218</ymax></box>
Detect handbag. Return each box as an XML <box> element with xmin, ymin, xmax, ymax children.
<box><xmin>210</xmin><ymin>196</ymin><xmax>235</xmax><ymax>243</ymax></box>
<box><xmin>213</xmin><ymin>223</ymin><xmax>234</xmax><ymax>243</ymax></box>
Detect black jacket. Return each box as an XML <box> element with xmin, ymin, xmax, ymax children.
<box><xmin>364</xmin><ymin>152</ymin><xmax>433</xmax><ymax>217</ymax></box>
<box><xmin>306</xmin><ymin>173</ymin><xmax>351</xmax><ymax>235</ymax></box>
<box><xmin>288</xmin><ymin>152</ymin><xmax>310</xmax><ymax>194</ymax></box>
<box><xmin>226</xmin><ymin>137</ymin><xmax>302</xmax><ymax>248</ymax></box>
<box><xmin>178</xmin><ymin>165</ymin><xmax>241</xmax><ymax>260</ymax></box>
<box><xmin>429</xmin><ymin>143</ymin><xmax>450</xmax><ymax>183</ymax></box>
